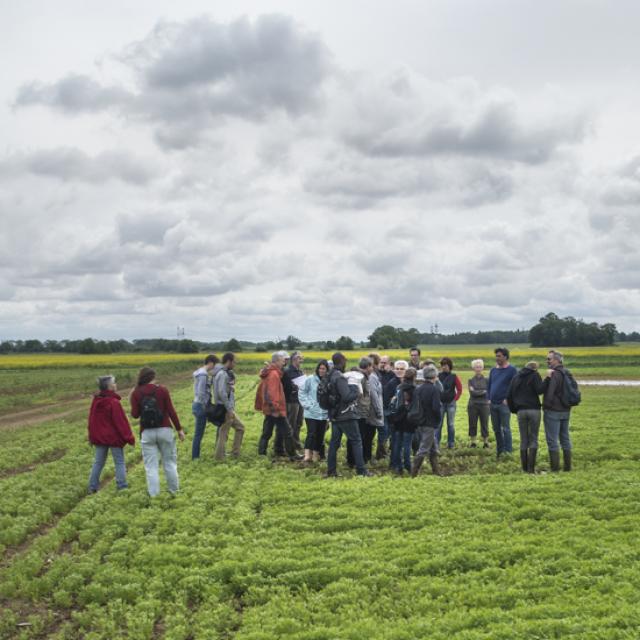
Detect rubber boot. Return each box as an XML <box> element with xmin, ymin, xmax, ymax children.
<box><xmin>527</xmin><ymin>448</ymin><xmax>537</xmax><ymax>474</ymax></box>
<box><xmin>411</xmin><ymin>456</ymin><xmax>424</xmax><ymax>478</ymax></box>
<box><xmin>429</xmin><ymin>452</ymin><xmax>440</xmax><ymax>476</ymax></box>
<box><xmin>549</xmin><ymin>450</ymin><xmax>561</xmax><ymax>472</ymax></box>
<box><xmin>520</xmin><ymin>449</ymin><xmax>528</xmax><ymax>472</ymax></box>
<box><xmin>563</xmin><ymin>449</ymin><xmax>572</xmax><ymax>472</ymax></box>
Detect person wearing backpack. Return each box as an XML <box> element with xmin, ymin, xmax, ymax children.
<box><xmin>191</xmin><ymin>354</ymin><xmax>220</xmax><ymax>460</ymax></box>
<box><xmin>436</xmin><ymin>358</ymin><xmax>463</xmax><ymax>450</ymax></box>
<box><xmin>213</xmin><ymin>352</ymin><xmax>245</xmax><ymax>460</ymax></box>
<box><xmin>389</xmin><ymin>367</ymin><xmax>417</xmax><ymax>475</ymax></box>
<box><xmin>88</xmin><ymin>375</ymin><xmax>136</xmax><ymax>493</ymax></box>
<box><xmin>507</xmin><ymin>361</ymin><xmax>545</xmax><ymax>473</ymax></box>
<box><xmin>130</xmin><ymin>367</ymin><xmax>185</xmax><ymax>497</ymax></box>
<box><xmin>325</xmin><ymin>352</ymin><xmax>372</xmax><ymax>478</ymax></box>
<box><xmin>347</xmin><ymin>357</ymin><xmax>376</xmax><ymax>466</ymax></box>
<box><xmin>411</xmin><ymin>365</ymin><xmax>442</xmax><ymax>477</ymax></box>
<box><xmin>298</xmin><ymin>359</ymin><xmax>329</xmax><ymax>463</ymax></box>
<box><xmin>542</xmin><ymin>350</ymin><xmax>578</xmax><ymax>472</ymax></box>
<box><xmin>386</xmin><ymin>360</ymin><xmax>408</xmax><ymax>469</ymax></box>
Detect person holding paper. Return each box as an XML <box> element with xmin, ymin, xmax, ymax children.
<box><xmin>298</xmin><ymin>360</ymin><xmax>329</xmax><ymax>463</ymax></box>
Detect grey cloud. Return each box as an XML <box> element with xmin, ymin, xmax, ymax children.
<box><xmin>15</xmin><ymin>74</ymin><xmax>131</xmax><ymax>113</ymax></box>
<box><xmin>117</xmin><ymin>212</ymin><xmax>180</xmax><ymax>245</ymax></box>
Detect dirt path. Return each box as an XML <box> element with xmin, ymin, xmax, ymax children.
<box><xmin>0</xmin><ymin>372</ymin><xmax>193</xmax><ymax>431</ymax></box>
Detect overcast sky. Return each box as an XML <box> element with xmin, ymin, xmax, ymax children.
<box><xmin>1</xmin><ymin>1</ymin><xmax>639</xmax><ymax>342</ymax></box>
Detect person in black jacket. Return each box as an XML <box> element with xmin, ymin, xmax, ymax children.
<box><xmin>325</xmin><ymin>353</ymin><xmax>372</xmax><ymax>478</ymax></box>
<box><xmin>507</xmin><ymin>361</ymin><xmax>544</xmax><ymax>473</ymax></box>
<box><xmin>388</xmin><ymin>368</ymin><xmax>417</xmax><ymax>475</ymax></box>
<box><xmin>411</xmin><ymin>365</ymin><xmax>442</xmax><ymax>477</ymax></box>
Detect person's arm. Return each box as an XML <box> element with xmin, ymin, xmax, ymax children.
<box><xmin>112</xmin><ymin>400</ymin><xmax>135</xmax><ymax>446</ymax></box>
<box><xmin>506</xmin><ymin>378</ymin><xmax>517</xmax><ymax>414</ymax></box>
<box><xmin>371</xmin><ymin>379</ymin><xmax>383</xmax><ymax>419</ymax></box>
<box><xmin>162</xmin><ymin>388</ymin><xmax>182</xmax><ymax>432</ymax></box>
<box><xmin>87</xmin><ymin>398</ymin><xmax>96</xmax><ymax>443</ymax></box>
<box><xmin>454</xmin><ymin>375</ymin><xmax>462</xmax><ymax>401</ymax></box>
<box><xmin>546</xmin><ymin>369</ymin><xmax>561</xmax><ymax>401</ymax></box>
<box><xmin>534</xmin><ymin>372</ymin><xmax>545</xmax><ymax>395</ymax></box>
<box><xmin>335</xmin><ymin>375</ymin><xmax>358</xmax><ymax>405</ymax></box>
<box><xmin>194</xmin><ymin>373</ymin><xmax>208</xmax><ymax>405</ymax></box>
<box><xmin>486</xmin><ymin>370</ymin><xmax>492</xmax><ymax>402</ymax></box>
<box><xmin>298</xmin><ymin>377</ymin><xmax>312</xmax><ymax>411</ymax></box>
<box><xmin>130</xmin><ymin>389</ymin><xmax>141</xmax><ymax>418</ymax></box>
<box><xmin>217</xmin><ymin>372</ymin><xmax>234</xmax><ymax>413</ymax></box>
<box><xmin>282</xmin><ymin>371</ymin><xmax>293</xmax><ymax>402</ymax></box>
<box><xmin>431</xmin><ymin>387</ymin><xmax>442</xmax><ymax>424</ymax></box>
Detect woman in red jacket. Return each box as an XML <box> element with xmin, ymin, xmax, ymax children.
<box><xmin>130</xmin><ymin>367</ymin><xmax>184</xmax><ymax>497</ymax></box>
<box><xmin>88</xmin><ymin>375</ymin><xmax>135</xmax><ymax>493</ymax></box>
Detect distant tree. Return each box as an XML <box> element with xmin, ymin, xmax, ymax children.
<box><xmin>335</xmin><ymin>336</ymin><xmax>355</xmax><ymax>350</ymax></box>
<box><xmin>325</xmin><ymin>340</ymin><xmax>336</xmax><ymax>350</ymax></box>
<box><xmin>177</xmin><ymin>339</ymin><xmax>199</xmax><ymax>353</ymax></box>
<box><xmin>529</xmin><ymin>313</ymin><xmax>616</xmax><ymax>347</ymax></box>
<box><xmin>224</xmin><ymin>338</ymin><xmax>242</xmax><ymax>352</ymax></box>
<box><xmin>285</xmin><ymin>335</ymin><xmax>302</xmax><ymax>351</ymax></box>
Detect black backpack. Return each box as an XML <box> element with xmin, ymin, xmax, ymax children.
<box><xmin>559</xmin><ymin>369</ymin><xmax>581</xmax><ymax>407</ymax></box>
<box><xmin>317</xmin><ymin>376</ymin><xmax>339</xmax><ymax>411</ymax></box>
<box><xmin>139</xmin><ymin>386</ymin><xmax>163</xmax><ymax>429</ymax></box>
<box><xmin>406</xmin><ymin>386</ymin><xmax>424</xmax><ymax>427</ymax></box>
<box><xmin>388</xmin><ymin>387</ymin><xmax>407</xmax><ymax>425</ymax></box>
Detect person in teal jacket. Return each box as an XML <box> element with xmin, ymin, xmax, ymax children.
<box><xmin>298</xmin><ymin>359</ymin><xmax>329</xmax><ymax>463</ymax></box>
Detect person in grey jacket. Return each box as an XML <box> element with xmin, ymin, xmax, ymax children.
<box><xmin>467</xmin><ymin>359</ymin><xmax>490</xmax><ymax>449</ymax></box>
<box><xmin>367</xmin><ymin>359</ymin><xmax>384</xmax><ymax>461</ymax></box>
<box><xmin>411</xmin><ymin>365</ymin><xmax>443</xmax><ymax>477</ymax></box>
<box><xmin>299</xmin><ymin>360</ymin><xmax>329</xmax><ymax>463</ymax></box>
<box><xmin>191</xmin><ymin>354</ymin><xmax>220</xmax><ymax>460</ymax></box>
<box><xmin>213</xmin><ymin>352</ymin><xmax>245</xmax><ymax>460</ymax></box>
<box><xmin>326</xmin><ymin>353</ymin><xmax>372</xmax><ymax>477</ymax></box>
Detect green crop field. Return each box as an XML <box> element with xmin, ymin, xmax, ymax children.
<box><xmin>0</xmin><ymin>351</ymin><xmax>639</xmax><ymax>639</ymax></box>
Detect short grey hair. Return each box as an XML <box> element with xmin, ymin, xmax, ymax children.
<box><xmin>423</xmin><ymin>364</ymin><xmax>438</xmax><ymax>380</ymax></box>
<box><xmin>359</xmin><ymin>356</ymin><xmax>372</xmax><ymax>369</ymax></box>
<box><xmin>548</xmin><ymin>350</ymin><xmax>564</xmax><ymax>364</ymax></box>
<box><xmin>97</xmin><ymin>375</ymin><xmax>115</xmax><ymax>391</ymax></box>
<box><xmin>271</xmin><ymin>351</ymin><xmax>284</xmax><ymax>362</ymax></box>
<box><xmin>471</xmin><ymin>359</ymin><xmax>484</xmax><ymax>369</ymax></box>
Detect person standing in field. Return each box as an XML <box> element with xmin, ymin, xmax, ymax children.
<box><xmin>256</xmin><ymin>351</ymin><xmax>301</xmax><ymax>461</ymax></box>
<box><xmin>366</xmin><ymin>354</ymin><xmax>385</xmax><ymax>464</ymax></box>
<box><xmin>542</xmin><ymin>350</ymin><xmax>575</xmax><ymax>472</ymax></box>
<box><xmin>191</xmin><ymin>354</ymin><xmax>220</xmax><ymax>460</ymax></box>
<box><xmin>388</xmin><ymin>367</ymin><xmax>417</xmax><ymax>475</ymax></box>
<box><xmin>467</xmin><ymin>359</ymin><xmax>490</xmax><ymax>448</ymax></box>
<box><xmin>347</xmin><ymin>357</ymin><xmax>376</xmax><ymax>466</ymax></box>
<box><xmin>213</xmin><ymin>352</ymin><xmax>245</xmax><ymax>460</ymax></box>
<box><xmin>436</xmin><ymin>358</ymin><xmax>463</xmax><ymax>450</ymax></box>
<box><xmin>487</xmin><ymin>347</ymin><xmax>518</xmax><ymax>457</ymax></box>
<box><xmin>278</xmin><ymin>351</ymin><xmax>305</xmax><ymax>453</ymax></box>
<box><xmin>376</xmin><ymin>354</ymin><xmax>396</xmax><ymax>459</ymax></box>
<box><xmin>88</xmin><ymin>375</ymin><xmax>136</xmax><ymax>493</ymax></box>
<box><xmin>409</xmin><ymin>347</ymin><xmax>422</xmax><ymax>370</ymax></box>
<box><xmin>130</xmin><ymin>367</ymin><xmax>185</xmax><ymax>497</ymax></box>
<box><xmin>507</xmin><ymin>361</ymin><xmax>544</xmax><ymax>473</ymax></box>
<box><xmin>386</xmin><ymin>360</ymin><xmax>408</xmax><ymax>467</ymax></box>
<box><xmin>326</xmin><ymin>352</ymin><xmax>372</xmax><ymax>478</ymax></box>
<box><xmin>298</xmin><ymin>359</ymin><xmax>330</xmax><ymax>463</ymax></box>
<box><xmin>411</xmin><ymin>364</ymin><xmax>442</xmax><ymax>477</ymax></box>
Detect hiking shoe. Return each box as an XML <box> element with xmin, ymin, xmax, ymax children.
<box><xmin>289</xmin><ymin>454</ymin><xmax>304</xmax><ymax>461</ymax></box>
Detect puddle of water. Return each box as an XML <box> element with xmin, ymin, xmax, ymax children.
<box><xmin>578</xmin><ymin>380</ymin><xmax>640</xmax><ymax>386</ymax></box>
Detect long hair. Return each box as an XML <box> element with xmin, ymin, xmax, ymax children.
<box><xmin>137</xmin><ymin>367</ymin><xmax>156</xmax><ymax>386</ymax></box>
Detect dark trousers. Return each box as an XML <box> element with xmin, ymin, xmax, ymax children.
<box><xmin>328</xmin><ymin>419</ymin><xmax>366</xmax><ymax>475</ymax></box>
<box><xmin>347</xmin><ymin>419</ymin><xmax>376</xmax><ymax>464</ymax></box>
<box><xmin>259</xmin><ymin>416</ymin><xmax>296</xmax><ymax>457</ymax></box>
<box><xmin>304</xmin><ymin>418</ymin><xmax>327</xmax><ymax>452</ymax></box>
<box><xmin>274</xmin><ymin>402</ymin><xmax>303</xmax><ymax>453</ymax></box>
<box><xmin>468</xmin><ymin>402</ymin><xmax>490</xmax><ymax>439</ymax></box>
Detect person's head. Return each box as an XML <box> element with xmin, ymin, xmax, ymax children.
<box><xmin>359</xmin><ymin>356</ymin><xmax>373</xmax><ymax>376</ymax></box>
<box><xmin>440</xmin><ymin>357</ymin><xmax>453</xmax><ymax>373</ymax></box>
<box><xmin>547</xmin><ymin>350</ymin><xmax>563</xmax><ymax>367</ymax></box>
<box><xmin>394</xmin><ymin>359</ymin><xmax>408</xmax><ymax>380</ymax></box>
<box><xmin>332</xmin><ymin>352</ymin><xmax>347</xmax><ymax>372</ymax></box>
<box><xmin>368</xmin><ymin>352</ymin><xmax>381</xmax><ymax>369</ymax></box>
<box><xmin>423</xmin><ymin>358</ymin><xmax>435</xmax><ymax>367</ymax></box>
<box><xmin>204</xmin><ymin>354</ymin><xmax>220</xmax><ymax>371</ymax></box>
<box><xmin>471</xmin><ymin>359</ymin><xmax>484</xmax><ymax>374</ymax></box>
<box><xmin>423</xmin><ymin>364</ymin><xmax>438</xmax><ymax>382</ymax></box>
<box><xmin>291</xmin><ymin>351</ymin><xmax>303</xmax><ymax>367</ymax></box>
<box><xmin>271</xmin><ymin>351</ymin><xmax>287</xmax><ymax>369</ymax></box>
<box><xmin>380</xmin><ymin>355</ymin><xmax>391</xmax><ymax>371</ymax></box>
<box><xmin>404</xmin><ymin>367</ymin><xmax>417</xmax><ymax>385</ymax></box>
<box><xmin>494</xmin><ymin>347</ymin><xmax>510</xmax><ymax>365</ymax></box>
<box><xmin>409</xmin><ymin>347</ymin><xmax>421</xmax><ymax>362</ymax></box>
<box><xmin>97</xmin><ymin>375</ymin><xmax>116</xmax><ymax>392</ymax></box>
<box><xmin>316</xmin><ymin>359</ymin><xmax>329</xmax><ymax>378</ymax></box>
<box><xmin>526</xmin><ymin>361</ymin><xmax>539</xmax><ymax>371</ymax></box>
<box><xmin>137</xmin><ymin>367</ymin><xmax>156</xmax><ymax>386</ymax></box>
<box><xmin>222</xmin><ymin>352</ymin><xmax>235</xmax><ymax>369</ymax></box>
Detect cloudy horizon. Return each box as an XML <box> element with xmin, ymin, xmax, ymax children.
<box><xmin>1</xmin><ymin>1</ymin><xmax>639</xmax><ymax>342</ymax></box>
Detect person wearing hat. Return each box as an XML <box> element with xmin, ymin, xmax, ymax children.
<box><xmin>411</xmin><ymin>364</ymin><xmax>442</xmax><ymax>477</ymax></box>
<box><xmin>507</xmin><ymin>361</ymin><xmax>545</xmax><ymax>472</ymax></box>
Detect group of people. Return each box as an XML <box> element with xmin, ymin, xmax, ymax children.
<box><xmin>86</xmin><ymin>346</ymin><xmax>577</xmax><ymax>495</ymax></box>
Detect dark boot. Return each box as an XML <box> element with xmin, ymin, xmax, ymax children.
<box><xmin>258</xmin><ymin>434</ymin><xmax>269</xmax><ymax>456</ymax></box>
<box><xmin>375</xmin><ymin>443</ymin><xmax>387</xmax><ymax>460</ymax></box>
<box><xmin>520</xmin><ymin>449</ymin><xmax>528</xmax><ymax>472</ymax></box>
<box><xmin>429</xmin><ymin>452</ymin><xmax>440</xmax><ymax>476</ymax></box>
<box><xmin>527</xmin><ymin>448</ymin><xmax>537</xmax><ymax>474</ymax></box>
<box><xmin>549</xmin><ymin>450</ymin><xmax>561</xmax><ymax>472</ymax></box>
<box><xmin>563</xmin><ymin>449</ymin><xmax>572</xmax><ymax>472</ymax></box>
<box><xmin>411</xmin><ymin>456</ymin><xmax>424</xmax><ymax>478</ymax></box>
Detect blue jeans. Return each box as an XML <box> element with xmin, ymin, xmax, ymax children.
<box><xmin>435</xmin><ymin>401</ymin><xmax>457</xmax><ymax>448</ymax></box>
<box><xmin>327</xmin><ymin>419</ymin><xmax>367</xmax><ymax>476</ymax></box>
<box><xmin>391</xmin><ymin>431</ymin><xmax>413</xmax><ymax>472</ymax></box>
<box><xmin>191</xmin><ymin>401</ymin><xmax>207</xmax><ymax>459</ymax></box>
<box><xmin>543</xmin><ymin>410</ymin><xmax>572</xmax><ymax>452</ymax></box>
<box><xmin>89</xmin><ymin>445</ymin><xmax>127</xmax><ymax>491</ymax></box>
<box><xmin>490</xmin><ymin>402</ymin><xmax>513</xmax><ymax>455</ymax></box>
<box><xmin>141</xmin><ymin>428</ymin><xmax>179</xmax><ymax>497</ymax></box>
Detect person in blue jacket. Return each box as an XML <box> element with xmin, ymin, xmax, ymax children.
<box><xmin>298</xmin><ymin>359</ymin><xmax>330</xmax><ymax>463</ymax></box>
<box><xmin>487</xmin><ymin>347</ymin><xmax>518</xmax><ymax>457</ymax></box>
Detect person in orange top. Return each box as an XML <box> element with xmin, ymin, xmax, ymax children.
<box><xmin>256</xmin><ymin>351</ymin><xmax>301</xmax><ymax>460</ymax></box>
